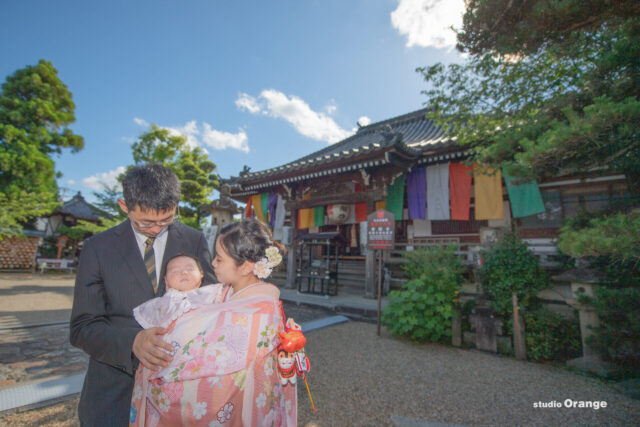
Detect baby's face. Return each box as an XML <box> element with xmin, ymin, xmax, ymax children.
<box><xmin>165</xmin><ymin>256</ymin><xmax>203</xmax><ymax>292</ymax></box>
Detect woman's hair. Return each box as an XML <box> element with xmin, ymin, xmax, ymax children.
<box><xmin>164</xmin><ymin>253</ymin><xmax>203</xmax><ymax>275</ymax></box>
<box><xmin>217</xmin><ymin>218</ymin><xmax>285</xmax><ymax>266</ymax></box>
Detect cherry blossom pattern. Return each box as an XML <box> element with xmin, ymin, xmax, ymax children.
<box><xmin>256</xmin><ymin>393</ymin><xmax>267</xmax><ymax>408</ymax></box>
<box><xmin>217</xmin><ymin>402</ymin><xmax>234</xmax><ymax>423</ymax></box>
<box><xmin>192</xmin><ymin>401</ymin><xmax>207</xmax><ymax>420</ymax></box>
<box><xmin>207</xmin><ymin>375</ymin><xmax>222</xmax><ymax>388</ymax></box>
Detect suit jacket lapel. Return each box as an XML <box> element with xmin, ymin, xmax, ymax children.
<box><xmin>114</xmin><ymin>219</ymin><xmax>155</xmax><ymax>296</ymax></box>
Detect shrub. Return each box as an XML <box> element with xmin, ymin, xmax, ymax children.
<box><xmin>479</xmin><ymin>232</ymin><xmax>548</xmax><ymax>317</ymax></box>
<box><xmin>559</xmin><ymin>210</ymin><xmax>640</xmax><ymax>369</ymax></box>
<box><xmin>523</xmin><ymin>308</ymin><xmax>582</xmax><ymax>362</ymax></box>
<box><xmin>585</xmin><ymin>286</ymin><xmax>640</xmax><ymax>369</ymax></box>
<box><xmin>382</xmin><ymin>246</ymin><xmax>463</xmax><ymax>342</ymax></box>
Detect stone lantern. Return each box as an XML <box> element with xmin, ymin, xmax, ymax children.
<box><xmin>206</xmin><ymin>184</ymin><xmax>240</xmax><ymax>227</ymax></box>
<box><xmin>200</xmin><ymin>185</ymin><xmax>241</xmax><ymax>254</ymax></box>
<box><xmin>553</xmin><ymin>268</ymin><xmax>616</xmax><ymax>377</ymax></box>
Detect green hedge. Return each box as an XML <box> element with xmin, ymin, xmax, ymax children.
<box><xmin>382</xmin><ymin>246</ymin><xmax>463</xmax><ymax>342</ymax></box>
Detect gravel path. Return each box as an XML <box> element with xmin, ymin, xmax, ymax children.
<box><xmin>2</xmin><ymin>319</ymin><xmax>638</xmax><ymax>426</ymax></box>
<box><xmin>298</xmin><ymin>322</ymin><xmax>639</xmax><ymax>426</ymax></box>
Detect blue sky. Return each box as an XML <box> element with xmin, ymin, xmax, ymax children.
<box><xmin>1</xmin><ymin>0</ymin><xmax>465</xmax><ymax>202</ymax></box>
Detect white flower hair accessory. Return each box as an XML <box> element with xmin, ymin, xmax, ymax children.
<box><xmin>253</xmin><ymin>245</ymin><xmax>283</xmax><ymax>279</ymax></box>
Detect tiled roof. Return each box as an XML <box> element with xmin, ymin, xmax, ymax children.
<box><xmin>234</xmin><ymin>108</ymin><xmax>452</xmax><ymax>182</ymax></box>
<box><xmin>54</xmin><ymin>193</ymin><xmax>111</xmax><ymax>221</ymax></box>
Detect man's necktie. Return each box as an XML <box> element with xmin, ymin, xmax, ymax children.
<box><xmin>144</xmin><ymin>237</ymin><xmax>157</xmax><ymax>294</ymax></box>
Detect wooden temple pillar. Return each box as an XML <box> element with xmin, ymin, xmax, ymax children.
<box><xmin>364</xmin><ymin>199</ymin><xmax>377</xmax><ymax>299</ymax></box>
<box><xmin>285</xmin><ymin>207</ymin><xmax>298</xmax><ymax>290</ymax></box>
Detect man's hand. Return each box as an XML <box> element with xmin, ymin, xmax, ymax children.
<box><xmin>132</xmin><ymin>328</ymin><xmax>174</xmax><ymax>371</ymax></box>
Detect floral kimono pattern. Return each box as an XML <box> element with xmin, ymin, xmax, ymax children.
<box><xmin>130</xmin><ymin>295</ymin><xmax>296</xmax><ymax>426</ymax></box>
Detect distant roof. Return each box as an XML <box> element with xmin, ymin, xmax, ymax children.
<box><xmin>229</xmin><ymin>108</ymin><xmax>454</xmax><ymax>184</ymax></box>
<box><xmin>52</xmin><ymin>192</ymin><xmax>111</xmax><ymax>221</ymax></box>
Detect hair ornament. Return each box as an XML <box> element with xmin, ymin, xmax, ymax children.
<box><xmin>253</xmin><ymin>245</ymin><xmax>282</xmax><ymax>279</ymax></box>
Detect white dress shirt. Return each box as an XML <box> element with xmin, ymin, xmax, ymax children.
<box><xmin>132</xmin><ymin>224</ymin><xmax>169</xmax><ymax>288</ymax></box>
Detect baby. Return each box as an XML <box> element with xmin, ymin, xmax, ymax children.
<box><xmin>133</xmin><ymin>254</ymin><xmax>224</xmax><ymax>330</ymax></box>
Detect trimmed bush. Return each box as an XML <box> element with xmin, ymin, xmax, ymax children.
<box><xmin>382</xmin><ymin>246</ymin><xmax>463</xmax><ymax>342</ymax></box>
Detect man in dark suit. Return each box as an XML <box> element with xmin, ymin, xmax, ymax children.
<box><xmin>70</xmin><ymin>164</ymin><xmax>216</xmax><ymax>426</ymax></box>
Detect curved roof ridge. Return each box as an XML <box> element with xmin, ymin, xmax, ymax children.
<box><xmin>237</xmin><ymin>107</ymin><xmax>440</xmax><ymax>180</ymax></box>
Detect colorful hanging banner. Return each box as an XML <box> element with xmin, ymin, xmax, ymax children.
<box><xmin>502</xmin><ymin>168</ymin><xmax>545</xmax><ymax>218</ymax></box>
<box><xmin>449</xmin><ymin>162</ymin><xmax>473</xmax><ymax>220</ymax></box>
<box><xmin>272</xmin><ymin>195</ymin><xmax>286</xmax><ymax>241</ymax></box>
<box><xmin>244</xmin><ymin>197</ymin><xmax>253</xmax><ymax>218</ymax></box>
<box><xmin>385</xmin><ymin>174</ymin><xmax>405</xmax><ymax>220</ymax></box>
<box><xmin>298</xmin><ymin>193</ymin><xmax>314</xmax><ymax>229</ymax></box>
<box><xmin>407</xmin><ymin>166</ymin><xmax>426</xmax><ymax>220</ymax></box>
<box><xmin>260</xmin><ymin>193</ymin><xmax>270</xmax><ymax>225</ymax></box>
<box><xmin>473</xmin><ymin>165</ymin><xmax>504</xmax><ymax>220</ymax></box>
<box><xmin>250</xmin><ymin>194</ymin><xmax>267</xmax><ymax>223</ymax></box>
<box><xmin>268</xmin><ymin>194</ymin><xmax>278</xmax><ymax>228</ymax></box>
<box><xmin>313</xmin><ymin>205</ymin><xmax>325</xmax><ymax>227</ymax></box>
<box><xmin>427</xmin><ymin>163</ymin><xmax>450</xmax><ymax>220</ymax></box>
<box><xmin>354</xmin><ymin>183</ymin><xmax>368</xmax><ymax>223</ymax></box>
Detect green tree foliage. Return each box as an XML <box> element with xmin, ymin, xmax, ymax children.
<box><xmin>457</xmin><ymin>0</ymin><xmax>640</xmax><ymax>55</ymax></box>
<box><xmin>419</xmin><ymin>1</ymin><xmax>640</xmax><ymax>193</ymax></box>
<box><xmin>0</xmin><ymin>60</ymin><xmax>83</xmax><ymax>234</ymax></box>
<box><xmin>587</xmin><ymin>285</ymin><xmax>640</xmax><ymax>369</ymax></box>
<box><xmin>559</xmin><ymin>211</ymin><xmax>640</xmax><ymax>270</ymax></box>
<box><xmin>382</xmin><ymin>246</ymin><xmax>464</xmax><ymax>342</ymax></box>
<box><xmin>0</xmin><ymin>192</ymin><xmax>58</xmax><ymax>238</ymax></box>
<box><xmin>131</xmin><ymin>124</ymin><xmax>219</xmax><ymax>228</ymax></box>
<box><xmin>479</xmin><ymin>233</ymin><xmax>548</xmax><ymax>316</ymax></box>
<box><xmin>558</xmin><ymin>211</ymin><xmax>640</xmax><ymax>368</ymax></box>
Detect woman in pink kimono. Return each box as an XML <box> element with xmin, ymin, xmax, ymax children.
<box><xmin>130</xmin><ymin>218</ymin><xmax>296</xmax><ymax>426</ymax></box>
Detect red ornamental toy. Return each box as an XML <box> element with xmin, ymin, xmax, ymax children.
<box><xmin>277</xmin><ymin>303</ymin><xmax>316</xmax><ymax>411</ymax></box>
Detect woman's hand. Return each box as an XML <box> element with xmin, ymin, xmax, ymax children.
<box><xmin>133</xmin><ymin>327</ymin><xmax>174</xmax><ymax>371</ymax></box>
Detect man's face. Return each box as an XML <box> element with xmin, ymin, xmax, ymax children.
<box><xmin>117</xmin><ymin>199</ymin><xmax>176</xmax><ymax>238</ymax></box>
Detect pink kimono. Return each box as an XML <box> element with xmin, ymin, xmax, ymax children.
<box><xmin>130</xmin><ymin>285</ymin><xmax>296</xmax><ymax>426</ymax></box>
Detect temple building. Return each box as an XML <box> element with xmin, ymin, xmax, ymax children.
<box><xmin>223</xmin><ymin>108</ymin><xmax>631</xmax><ymax>297</ymax></box>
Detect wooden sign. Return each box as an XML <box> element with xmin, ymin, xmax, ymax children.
<box><xmin>367</xmin><ymin>209</ymin><xmax>395</xmax><ymax>250</ymax></box>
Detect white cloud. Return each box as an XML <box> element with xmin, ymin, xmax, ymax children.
<box><xmin>133</xmin><ymin>117</ymin><xmax>149</xmax><ymax>127</ymax></box>
<box><xmin>202</xmin><ymin>124</ymin><xmax>249</xmax><ymax>153</ymax></box>
<box><xmin>235</xmin><ymin>93</ymin><xmax>262</xmax><ymax>114</ymax></box>
<box><xmin>164</xmin><ymin>120</ymin><xmax>200</xmax><ymax>150</ymax></box>
<box><xmin>132</xmin><ymin>117</ymin><xmax>249</xmax><ymax>153</ymax></box>
<box><xmin>391</xmin><ymin>0</ymin><xmax>465</xmax><ymax>49</ymax></box>
<box><xmin>236</xmin><ymin>89</ymin><xmax>352</xmax><ymax>144</ymax></box>
<box><xmin>65</xmin><ymin>179</ymin><xmax>75</xmax><ymax>185</ymax></box>
<box><xmin>82</xmin><ymin>166</ymin><xmax>126</xmax><ymax>191</ymax></box>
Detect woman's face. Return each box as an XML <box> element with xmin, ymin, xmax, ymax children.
<box><xmin>212</xmin><ymin>239</ymin><xmax>241</xmax><ymax>285</ymax></box>
<box><xmin>165</xmin><ymin>256</ymin><xmax>203</xmax><ymax>292</ymax></box>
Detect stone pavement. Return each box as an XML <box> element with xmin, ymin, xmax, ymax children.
<box><xmin>0</xmin><ymin>324</ymin><xmax>88</xmax><ymax>389</ymax></box>
<box><xmin>0</xmin><ymin>273</ymin><xmax>75</xmax><ymax>328</ymax></box>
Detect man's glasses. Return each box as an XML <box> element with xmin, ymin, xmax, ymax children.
<box><xmin>131</xmin><ymin>215</ymin><xmax>179</xmax><ymax>229</ymax></box>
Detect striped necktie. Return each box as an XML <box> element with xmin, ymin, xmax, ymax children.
<box><xmin>144</xmin><ymin>237</ymin><xmax>157</xmax><ymax>294</ymax></box>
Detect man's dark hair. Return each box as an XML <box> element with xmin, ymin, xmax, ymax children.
<box><xmin>122</xmin><ymin>164</ymin><xmax>180</xmax><ymax>211</ymax></box>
